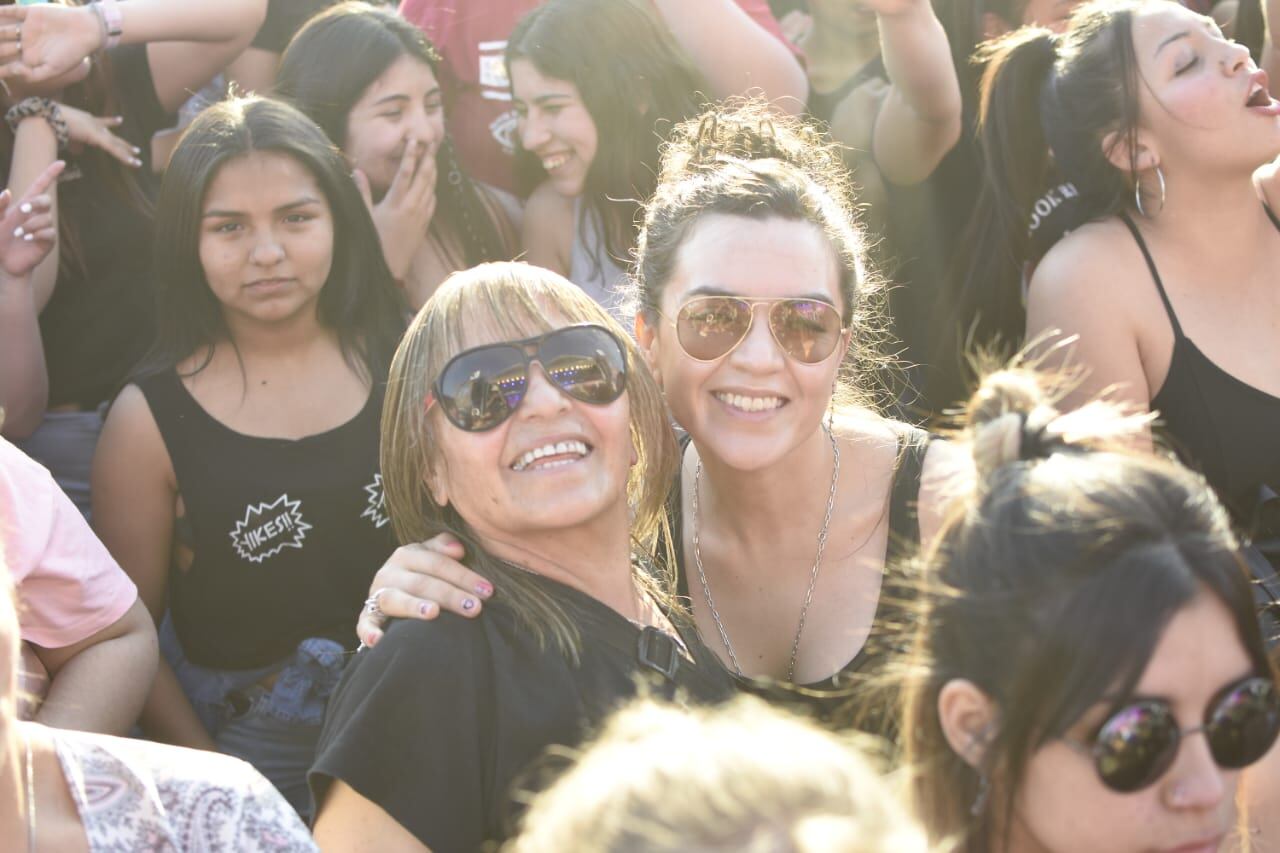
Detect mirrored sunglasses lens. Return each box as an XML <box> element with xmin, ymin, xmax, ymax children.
<box><xmin>539</xmin><ymin>327</ymin><xmax>628</xmax><ymax>404</ymax></box>
<box><xmin>437</xmin><ymin>347</ymin><xmax>528</xmax><ymax>431</ymax></box>
<box><xmin>677</xmin><ymin>298</ymin><xmax>751</xmax><ymax>360</ymax></box>
<box><xmin>770</xmin><ymin>300</ymin><xmax>842</xmax><ymax>363</ymax></box>
<box><xmin>1094</xmin><ymin>702</ymin><xmax>1179</xmax><ymax>792</ymax></box>
<box><xmin>1207</xmin><ymin>678</ymin><xmax>1280</xmax><ymax>769</ymax></box>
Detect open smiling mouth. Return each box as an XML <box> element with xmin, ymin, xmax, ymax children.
<box><xmin>510</xmin><ymin>440</ymin><xmax>592</xmax><ymax>472</ymax></box>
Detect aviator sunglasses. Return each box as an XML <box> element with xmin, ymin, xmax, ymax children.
<box><xmin>424</xmin><ymin>324</ymin><xmax>629</xmax><ymax>432</ymax></box>
<box><xmin>1066</xmin><ymin>676</ymin><xmax>1280</xmax><ymax>793</ymax></box>
<box><xmin>666</xmin><ymin>295</ymin><xmax>848</xmax><ymax>364</ymax></box>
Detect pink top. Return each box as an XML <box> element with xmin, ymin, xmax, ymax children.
<box><xmin>399</xmin><ymin>0</ymin><xmax>797</xmax><ymax>192</ymax></box>
<box><xmin>0</xmin><ymin>437</ymin><xmax>137</xmax><ymax>648</ymax></box>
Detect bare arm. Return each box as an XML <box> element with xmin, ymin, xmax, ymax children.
<box><xmin>0</xmin><ymin>0</ymin><xmax>268</xmax><ymax>113</ymax></box>
<box><xmin>313</xmin><ymin>780</ymin><xmax>432</xmax><ymax>853</ymax></box>
<box><xmin>91</xmin><ymin>384</ymin><xmax>216</xmax><ymax>750</ymax></box>
<box><xmin>29</xmin><ymin>597</ymin><xmax>157</xmax><ymax>734</ymax></box>
<box><xmin>868</xmin><ymin>0</ymin><xmax>963</xmax><ymax>185</ymax></box>
<box><xmin>1024</xmin><ymin>232</ymin><xmax>1153</xmax><ymax>412</ymax></box>
<box><xmin>651</xmin><ymin>0</ymin><xmax>808</xmax><ymax>115</ymax></box>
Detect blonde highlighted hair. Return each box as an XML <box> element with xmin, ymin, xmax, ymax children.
<box><xmin>380</xmin><ymin>262</ymin><xmax>678</xmax><ymax>661</ymax></box>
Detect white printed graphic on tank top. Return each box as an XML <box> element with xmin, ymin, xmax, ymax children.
<box><xmin>229</xmin><ymin>494</ymin><xmax>312</xmax><ymax>563</ymax></box>
<box><xmin>362</xmin><ymin>474</ymin><xmax>390</xmax><ymax>529</ymax></box>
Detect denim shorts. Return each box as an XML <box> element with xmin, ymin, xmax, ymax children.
<box><xmin>159</xmin><ymin>616</ymin><xmax>346</xmax><ymax>816</ymax></box>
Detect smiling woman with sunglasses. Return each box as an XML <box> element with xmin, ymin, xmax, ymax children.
<box><xmin>310</xmin><ymin>262</ymin><xmax>733</xmax><ymax>852</ymax></box>
<box><xmin>903</xmin><ymin>367</ymin><xmax>1280</xmax><ymax>853</ymax></box>
<box><xmin>355</xmin><ymin>102</ymin><xmax>963</xmax><ymax>734</ymax></box>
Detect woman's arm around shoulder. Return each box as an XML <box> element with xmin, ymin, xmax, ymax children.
<box><xmin>521</xmin><ymin>182</ymin><xmax>573</xmax><ymax>277</ymax></box>
<box><xmin>1025</xmin><ymin>221</ymin><xmax>1154</xmax><ymax>412</ymax></box>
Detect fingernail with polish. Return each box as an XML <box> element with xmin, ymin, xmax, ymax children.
<box><xmin>462</xmin><ymin>598</ymin><xmax>476</xmax><ymax>611</ymax></box>
<box><xmin>12</xmin><ymin>226</ymin><xmax>22</xmax><ymax>238</ymax></box>
<box><xmin>22</xmin><ymin>233</ymin><xmax>32</xmax><ymax>242</ymax></box>
<box><xmin>18</xmin><ymin>203</ymin><xmax>30</xmax><ymax>214</ymax></box>
<box><xmin>475</xmin><ymin>582</ymin><xmax>493</xmax><ymax>598</ymax></box>
<box><xmin>419</xmin><ymin>602</ymin><xmax>434</xmax><ymax>618</ymax></box>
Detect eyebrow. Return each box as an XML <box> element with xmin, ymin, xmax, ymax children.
<box><xmin>684</xmin><ymin>285</ymin><xmax>837</xmax><ymax>303</ymax></box>
<box><xmin>371</xmin><ymin>87</ymin><xmax>441</xmax><ymax>107</ymax></box>
<box><xmin>202</xmin><ymin>196</ymin><xmax>324</xmax><ymax>218</ymax></box>
<box><xmin>1155</xmin><ymin>30</ymin><xmax>1191</xmax><ymax>56</ymax></box>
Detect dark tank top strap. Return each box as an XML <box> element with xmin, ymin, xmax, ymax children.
<box><xmin>886</xmin><ymin>425</ymin><xmax>931</xmax><ymax>565</ymax></box>
<box><xmin>1119</xmin><ymin>213</ymin><xmax>1184</xmax><ymax>339</ymax></box>
<box><xmin>1265</xmin><ymin>203</ymin><xmax>1280</xmax><ymax>232</ymax></box>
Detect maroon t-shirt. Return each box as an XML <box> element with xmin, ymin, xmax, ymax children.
<box><xmin>398</xmin><ymin>0</ymin><xmax>796</xmax><ymax>193</ymax></box>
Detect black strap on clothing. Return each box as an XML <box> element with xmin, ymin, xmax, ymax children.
<box><xmin>887</xmin><ymin>425</ymin><xmax>932</xmax><ymax>566</ymax></box>
<box><xmin>1119</xmin><ymin>212</ymin><xmax>1184</xmax><ymax>340</ymax></box>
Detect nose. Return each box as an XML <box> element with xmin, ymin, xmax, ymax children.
<box><xmin>726</xmin><ymin>304</ymin><xmax>787</xmax><ymax>373</ymax></box>
<box><xmin>520</xmin><ymin>110</ymin><xmax>551</xmax><ymax>153</ymax></box>
<box><xmin>1162</xmin><ymin>731</ymin><xmax>1230</xmax><ymax>812</ymax></box>
<box><xmin>514</xmin><ymin>362</ymin><xmax>572</xmax><ymax>420</ymax></box>
<box><xmin>406</xmin><ymin>104</ymin><xmax>442</xmax><ymax>147</ymax></box>
<box><xmin>1225</xmin><ymin>40</ymin><xmax>1251</xmax><ymax>74</ymax></box>
<box><xmin>249</xmin><ymin>227</ymin><xmax>285</xmax><ymax>267</ymax></box>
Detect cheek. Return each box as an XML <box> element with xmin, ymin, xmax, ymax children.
<box><xmin>1015</xmin><ymin>745</ymin><xmax>1154</xmax><ymax>851</ymax></box>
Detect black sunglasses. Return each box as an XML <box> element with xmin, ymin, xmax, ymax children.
<box><xmin>1066</xmin><ymin>676</ymin><xmax>1280</xmax><ymax>793</ymax></box>
<box><xmin>425</xmin><ymin>325</ymin><xmax>629</xmax><ymax>432</ymax></box>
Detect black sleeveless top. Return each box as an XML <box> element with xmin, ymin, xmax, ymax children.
<box><xmin>138</xmin><ymin>371</ymin><xmax>398</xmax><ymax>670</ymax></box>
<box><xmin>668</xmin><ymin>426</ymin><xmax>933</xmax><ymax>730</ymax></box>
<box><xmin>1121</xmin><ymin>213</ymin><xmax>1280</xmax><ymax>530</ymax></box>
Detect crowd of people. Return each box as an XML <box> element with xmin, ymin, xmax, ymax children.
<box><xmin>0</xmin><ymin>0</ymin><xmax>1277</xmax><ymax>850</ymax></box>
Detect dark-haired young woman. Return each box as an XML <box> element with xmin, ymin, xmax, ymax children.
<box><xmin>91</xmin><ymin>96</ymin><xmax>404</xmax><ymax>814</ymax></box>
<box><xmin>902</xmin><ymin>367</ymin><xmax>1280</xmax><ymax>852</ymax></box>
<box><xmin>0</xmin><ymin>0</ymin><xmax>267</xmax><ymax>515</ymax></box>
<box><xmin>975</xmin><ymin>1</ymin><xmax>1280</xmax><ymax>574</ymax></box>
<box><xmin>275</xmin><ymin>1</ymin><xmax>517</xmax><ymax>309</ymax></box>
<box><xmin>509</xmin><ymin>0</ymin><xmax>708</xmax><ymax>319</ymax></box>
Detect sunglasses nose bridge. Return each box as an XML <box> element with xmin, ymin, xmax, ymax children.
<box><xmin>1160</xmin><ymin>728</ymin><xmax>1231</xmax><ymax>809</ymax></box>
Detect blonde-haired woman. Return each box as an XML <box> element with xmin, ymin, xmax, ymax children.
<box><xmin>310</xmin><ymin>262</ymin><xmax>733</xmax><ymax>852</ymax></box>
<box><xmin>509</xmin><ymin>695</ymin><xmax>928</xmax><ymax>853</ymax></box>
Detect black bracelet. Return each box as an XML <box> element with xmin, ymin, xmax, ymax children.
<box><xmin>5</xmin><ymin>97</ymin><xmax>70</xmax><ymax>151</ymax></box>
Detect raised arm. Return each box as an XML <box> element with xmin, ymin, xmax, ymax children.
<box><xmin>0</xmin><ymin>0</ymin><xmax>267</xmax><ymax>113</ymax></box>
<box><xmin>91</xmin><ymin>384</ymin><xmax>216</xmax><ymax>750</ymax></box>
<box><xmin>651</xmin><ymin>0</ymin><xmax>809</xmax><ymax>115</ymax></box>
<box><xmin>866</xmin><ymin>0</ymin><xmax>963</xmax><ymax>185</ymax></box>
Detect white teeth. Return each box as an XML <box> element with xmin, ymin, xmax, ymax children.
<box><xmin>714</xmin><ymin>392</ymin><xmax>784</xmax><ymax>413</ymax></box>
<box><xmin>542</xmin><ymin>154</ymin><xmax>569</xmax><ymax>171</ymax></box>
<box><xmin>511</xmin><ymin>440</ymin><xmax>590</xmax><ymax>471</ymax></box>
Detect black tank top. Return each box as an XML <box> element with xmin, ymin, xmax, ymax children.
<box><xmin>1121</xmin><ymin>213</ymin><xmax>1280</xmax><ymax>528</ymax></box>
<box><xmin>669</xmin><ymin>426</ymin><xmax>932</xmax><ymax>729</ymax></box>
<box><xmin>138</xmin><ymin>370</ymin><xmax>397</xmax><ymax>669</ymax></box>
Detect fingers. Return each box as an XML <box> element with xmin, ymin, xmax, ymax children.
<box><xmin>22</xmin><ymin>160</ymin><xmax>65</xmax><ymax>201</ymax></box>
<box><xmin>352</xmin><ymin>168</ymin><xmax>374</xmax><ymax>212</ymax></box>
<box><xmin>90</xmin><ymin>123</ymin><xmax>142</xmax><ymax>168</ymax></box>
<box><xmin>386</xmin><ymin>138</ymin><xmax>420</xmax><ymax>201</ymax></box>
<box><xmin>356</xmin><ymin>585</ymin><xmax>440</xmax><ymax>649</ymax></box>
<box><xmin>408</xmin><ymin>143</ymin><xmax>436</xmax><ymax>199</ymax></box>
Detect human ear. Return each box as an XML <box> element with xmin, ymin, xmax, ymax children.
<box><xmin>983</xmin><ymin>11</ymin><xmax>1013</xmax><ymax>39</ymax></box>
<box><xmin>1101</xmin><ymin>128</ymin><xmax>1160</xmax><ymax>176</ymax></box>
<box><xmin>938</xmin><ymin>679</ymin><xmax>999</xmax><ymax>769</ymax></box>
<box><xmin>634</xmin><ymin>311</ymin><xmax>663</xmax><ymax>382</ymax></box>
<box><xmin>424</xmin><ymin>457</ymin><xmax>450</xmax><ymax>508</ymax></box>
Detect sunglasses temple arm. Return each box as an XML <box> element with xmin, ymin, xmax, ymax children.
<box><xmin>424</xmin><ymin>391</ymin><xmax>437</xmax><ymax>414</ymax></box>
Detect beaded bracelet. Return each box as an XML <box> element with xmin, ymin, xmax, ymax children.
<box><xmin>90</xmin><ymin>0</ymin><xmax>123</xmax><ymax>52</ymax></box>
<box><xmin>5</xmin><ymin>97</ymin><xmax>70</xmax><ymax>150</ymax></box>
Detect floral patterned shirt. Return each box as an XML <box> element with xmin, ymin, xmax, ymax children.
<box><xmin>51</xmin><ymin>729</ymin><xmax>317</xmax><ymax>852</ymax></box>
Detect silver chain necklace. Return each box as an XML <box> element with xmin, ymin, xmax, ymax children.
<box><xmin>692</xmin><ymin>424</ymin><xmax>841</xmax><ymax>683</ymax></box>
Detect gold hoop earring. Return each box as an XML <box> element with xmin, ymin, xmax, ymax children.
<box><xmin>1134</xmin><ymin>165</ymin><xmax>1166</xmax><ymax>218</ymax></box>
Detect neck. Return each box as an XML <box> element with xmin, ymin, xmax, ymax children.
<box><xmin>693</xmin><ymin>423</ymin><xmax>837</xmax><ymax>554</ymax></box>
<box><xmin>1138</xmin><ymin>169</ymin><xmax>1274</xmax><ymax>271</ymax></box>
<box><xmin>475</xmin><ymin>508</ymin><xmax>639</xmax><ymax>620</ymax></box>
<box><xmin>221</xmin><ymin>306</ymin><xmax>333</xmax><ymax>363</ymax></box>
<box><xmin>803</xmin><ymin>18</ymin><xmax>879</xmax><ymax>80</ymax></box>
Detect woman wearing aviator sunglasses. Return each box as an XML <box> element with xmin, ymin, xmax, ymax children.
<box><xmin>903</xmin><ymin>367</ymin><xmax>1280</xmax><ymax>852</ymax></box>
<box><xmin>310</xmin><ymin>262</ymin><xmax>733</xmax><ymax>851</ymax></box>
<box><xmin>356</xmin><ymin>102</ymin><xmax>960</xmax><ymax>731</ymax></box>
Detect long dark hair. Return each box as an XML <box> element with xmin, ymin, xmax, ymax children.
<box><xmin>140</xmin><ymin>96</ymin><xmax>404</xmax><ymax>382</ymax></box>
<box><xmin>274</xmin><ymin>1</ymin><xmax>509</xmax><ymax>271</ymax></box>
<box><xmin>932</xmin><ymin>0</ymin><xmax>1147</xmax><ymax>406</ymax></box>
<box><xmin>506</xmin><ymin>0</ymin><xmax>708</xmax><ymax>269</ymax></box>
<box><xmin>902</xmin><ymin>367</ymin><xmax>1275</xmax><ymax>851</ymax></box>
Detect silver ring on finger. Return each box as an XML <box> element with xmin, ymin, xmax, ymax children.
<box><xmin>364</xmin><ymin>588</ymin><xmax>388</xmax><ymax>620</ymax></box>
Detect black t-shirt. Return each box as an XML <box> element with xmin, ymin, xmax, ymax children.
<box><xmin>310</xmin><ymin>570</ymin><xmax>735</xmax><ymax>852</ymax></box>
<box><xmin>39</xmin><ymin>44</ymin><xmax>173</xmax><ymax>409</ymax></box>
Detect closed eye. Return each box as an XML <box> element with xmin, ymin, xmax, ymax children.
<box><xmin>1175</xmin><ymin>54</ymin><xmax>1200</xmax><ymax>75</ymax></box>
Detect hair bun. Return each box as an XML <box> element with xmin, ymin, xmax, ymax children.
<box><xmin>966</xmin><ymin>369</ymin><xmax>1062</xmax><ymax>479</ymax></box>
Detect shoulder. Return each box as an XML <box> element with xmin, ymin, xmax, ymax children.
<box><xmin>53</xmin><ymin>730</ymin><xmax>315</xmax><ymax>852</ymax></box>
<box><xmin>524</xmin><ymin>181</ymin><xmax>574</xmax><ymax>229</ymax></box>
<box><xmin>97</xmin><ymin>385</ymin><xmax>173</xmax><ymax>481</ymax></box>
<box><xmin>477</xmin><ymin>182</ymin><xmax>524</xmax><ymax>247</ymax></box>
<box><xmin>917</xmin><ymin>439</ymin><xmax>973</xmax><ymax>547</ymax></box>
<box><xmin>1027</xmin><ymin>218</ymin><xmax>1149</xmax><ymax>337</ymax></box>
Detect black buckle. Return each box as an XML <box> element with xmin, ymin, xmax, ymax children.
<box><xmin>637</xmin><ymin>626</ymin><xmax>680</xmax><ymax>680</ymax></box>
